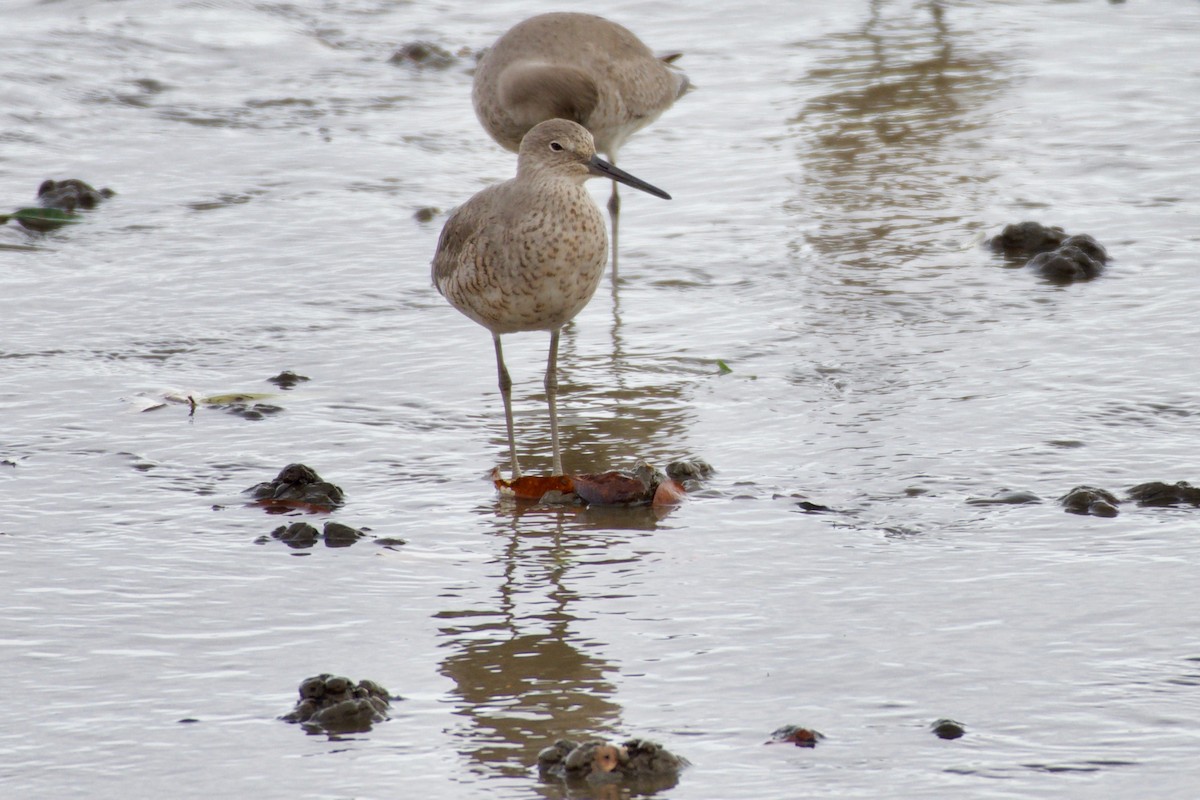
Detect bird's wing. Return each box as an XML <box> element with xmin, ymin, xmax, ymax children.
<box><xmin>497</xmin><ymin>62</ymin><xmax>600</xmax><ymax>131</ymax></box>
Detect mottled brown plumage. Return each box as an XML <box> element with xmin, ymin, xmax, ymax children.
<box><xmin>432</xmin><ymin>119</ymin><xmax>669</xmax><ymax>478</ymax></box>
<box><xmin>472</xmin><ymin>12</ymin><xmax>689</xmax><ymax>274</ymax></box>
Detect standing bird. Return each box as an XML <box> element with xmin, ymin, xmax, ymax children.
<box><xmin>432</xmin><ymin>119</ymin><xmax>670</xmax><ymax>478</ymax></box>
<box><xmin>472</xmin><ymin>12</ymin><xmax>689</xmax><ymax>275</ymax></box>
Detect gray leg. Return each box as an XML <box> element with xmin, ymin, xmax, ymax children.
<box><xmin>493</xmin><ymin>334</ymin><xmax>521</xmax><ymax>479</ymax></box>
<box><xmin>607</xmin><ymin>177</ymin><xmax>620</xmax><ymax>277</ymax></box>
<box><xmin>544</xmin><ymin>328</ymin><xmax>563</xmax><ymax>476</ymax></box>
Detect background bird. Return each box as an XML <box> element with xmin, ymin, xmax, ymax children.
<box><xmin>472</xmin><ymin>12</ymin><xmax>689</xmax><ymax>275</ymax></box>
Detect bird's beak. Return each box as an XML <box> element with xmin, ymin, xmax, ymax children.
<box><xmin>587</xmin><ymin>155</ymin><xmax>671</xmax><ymax>200</ymax></box>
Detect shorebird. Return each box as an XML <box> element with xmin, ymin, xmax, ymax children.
<box><xmin>432</xmin><ymin>119</ymin><xmax>670</xmax><ymax>478</ymax></box>
<box><xmin>472</xmin><ymin>12</ymin><xmax>688</xmax><ymax>275</ymax></box>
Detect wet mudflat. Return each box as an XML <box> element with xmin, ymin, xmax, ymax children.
<box><xmin>3</xmin><ymin>1</ymin><xmax>1200</xmax><ymax>798</ymax></box>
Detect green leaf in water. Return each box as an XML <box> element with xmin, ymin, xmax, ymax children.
<box><xmin>716</xmin><ymin>359</ymin><xmax>733</xmax><ymax>375</ymax></box>
<box><xmin>8</xmin><ymin>207</ymin><xmax>83</xmax><ymax>232</ymax></box>
<box><xmin>202</xmin><ymin>392</ymin><xmax>275</xmax><ymax>405</ymax></box>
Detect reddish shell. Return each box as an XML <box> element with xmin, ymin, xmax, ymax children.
<box><xmin>494</xmin><ymin>474</ymin><xmax>576</xmax><ymax>501</ymax></box>
<box><xmin>652</xmin><ymin>479</ymin><xmax>687</xmax><ymax>507</ymax></box>
<box><xmin>572</xmin><ymin>471</ymin><xmax>652</xmax><ymax>506</ymax></box>
<box><xmin>252</xmin><ymin>498</ymin><xmax>338</xmax><ymax>515</ymax></box>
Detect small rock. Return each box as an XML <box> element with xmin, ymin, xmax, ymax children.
<box><xmin>37</xmin><ymin>178</ymin><xmax>115</xmax><ymax>211</ymax></box>
<box><xmin>536</xmin><ymin>739</ymin><xmax>578</xmax><ymax>771</ymax></box>
<box><xmin>988</xmin><ymin>221</ymin><xmax>1067</xmax><ymax>257</ymax></box>
<box><xmin>265</xmin><ymin>520</ymin><xmax>372</xmax><ymax>549</ymax></box>
<box><xmin>323</xmin><ymin>521</ymin><xmax>367</xmax><ymax>547</ymax></box>
<box><xmin>1060</xmin><ymin>233</ymin><xmax>1109</xmax><ymax>264</ymax></box>
<box><xmin>1027</xmin><ymin>244</ymin><xmax>1104</xmax><ymax>283</ymax></box>
<box><xmin>622</xmin><ymin>738</ymin><xmax>690</xmax><ymax>775</ymax></box>
<box><xmin>1059</xmin><ymin>486</ymin><xmax>1120</xmax><ymax>517</ymax></box>
<box><xmin>666</xmin><ymin>457</ymin><xmax>714</xmax><ymax>483</ymax></box>
<box><xmin>931</xmin><ymin>718</ymin><xmax>966</xmax><ymax>739</ymax></box>
<box><xmin>389</xmin><ymin>41</ymin><xmax>457</xmax><ymax>69</ymax></box>
<box><xmin>1128</xmin><ymin>480</ymin><xmax>1200</xmax><ymax>507</ymax></box>
<box><xmin>246</xmin><ymin>463</ymin><xmax>345</xmax><ymax>510</ymax></box>
<box><xmin>768</xmin><ymin>724</ymin><xmax>825</xmax><ymax>748</ymax></box>
<box><xmin>988</xmin><ymin>222</ymin><xmax>1109</xmax><ymax>283</ymax></box>
<box><xmin>299</xmin><ymin>676</ymin><xmax>327</xmax><ymax>700</ymax></box>
<box><xmin>280</xmin><ymin>674</ymin><xmax>394</xmax><ymax>734</ymax></box>
<box><xmin>271</xmin><ymin>521</ymin><xmax>321</xmax><ymax>548</ymax></box>
<box><xmin>373</xmin><ymin>536</ymin><xmax>408</xmax><ymax>548</ymax></box>
<box><xmin>267</xmin><ymin>370</ymin><xmax>310</xmax><ymax>390</ymax></box>
<box><xmin>538</xmin><ymin>737</ymin><xmax>687</xmax><ymax>786</ymax></box>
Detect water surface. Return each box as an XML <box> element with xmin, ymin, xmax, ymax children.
<box><xmin>3</xmin><ymin>1</ymin><xmax>1200</xmax><ymax>798</ymax></box>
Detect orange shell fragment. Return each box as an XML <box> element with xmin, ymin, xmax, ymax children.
<box><xmin>651</xmin><ymin>479</ymin><xmax>687</xmax><ymax>507</ymax></box>
<box><xmin>251</xmin><ymin>497</ymin><xmax>339</xmax><ymax>515</ymax></box>
<box><xmin>493</xmin><ymin>472</ymin><xmax>576</xmax><ymax>501</ymax></box>
<box><xmin>572</xmin><ymin>471</ymin><xmax>651</xmax><ymax>505</ymax></box>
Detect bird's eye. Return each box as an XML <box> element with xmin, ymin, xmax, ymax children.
<box><xmin>549</xmin><ymin>141</ymin><xmax>564</xmax><ymax>152</ymax></box>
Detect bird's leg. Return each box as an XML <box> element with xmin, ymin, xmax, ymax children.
<box><xmin>608</xmin><ymin>176</ymin><xmax>621</xmax><ymax>277</ymax></box>
<box><xmin>544</xmin><ymin>328</ymin><xmax>563</xmax><ymax>476</ymax></box>
<box><xmin>493</xmin><ymin>334</ymin><xmax>521</xmax><ymax>479</ymax></box>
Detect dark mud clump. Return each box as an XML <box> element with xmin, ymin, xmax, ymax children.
<box><xmin>245</xmin><ymin>463</ymin><xmax>345</xmax><ymax>511</ymax></box>
<box><xmin>537</xmin><ymin>738</ymin><xmax>687</xmax><ymax>791</ymax></box>
<box><xmin>279</xmin><ymin>674</ymin><xmax>394</xmax><ymax>734</ymax></box>
<box><xmin>1027</xmin><ymin>242</ymin><xmax>1105</xmax><ymax>283</ymax></box>
<box><xmin>266</xmin><ymin>370</ymin><xmax>310</xmax><ymax>390</ymax></box>
<box><xmin>1058</xmin><ymin>233</ymin><xmax>1108</xmax><ymax>264</ymax></box>
<box><xmin>1127</xmin><ymin>481</ymin><xmax>1200</xmax><ymax>507</ymax></box>
<box><xmin>666</xmin><ymin>457</ymin><xmax>715</xmax><ymax>487</ymax></box>
<box><xmin>267</xmin><ymin>521</ymin><xmax>321</xmax><ymax>548</ymax></box>
<box><xmin>323</xmin><ymin>521</ymin><xmax>368</xmax><ymax>546</ymax></box>
<box><xmin>988</xmin><ymin>222</ymin><xmax>1109</xmax><ymax>283</ymax></box>
<box><xmin>988</xmin><ymin>221</ymin><xmax>1067</xmax><ymax>257</ymax></box>
<box><xmin>389</xmin><ymin>41</ymin><xmax>459</xmax><ymax>69</ymax></box>
<box><xmin>1060</xmin><ymin>486</ymin><xmax>1121</xmax><ymax>517</ymax></box>
<box><xmin>1060</xmin><ymin>480</ymin><xmax>1200</xmax><ymax>516</ymax></box>
<box><xmin>767</xmin><ymin>724</ymin><xmax>826</xmax><ymax>748</ymax></box>
<box><xmin>38</xmin><ymin>178</ymin><xmax>116</xmax><ymax>211</ymax></box>
<box><xmin>931</xmin><ymin>718</ymin><xmax>966</xmax><ymax>740</ymax></box>
<box><xmin>256</xmin><ymin>520</ymin><xmax>374</xmax><ymax>549</ymax></box>
<box><xmin>771</xmin><ymin>491</ymin><xmax>836</xmax><ymax>513</ymax></box>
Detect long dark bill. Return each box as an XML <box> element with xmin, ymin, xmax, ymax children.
<box><xmin>587</xmin><ymin>155</ymin><xmax>671</xmax><ymax>200</ymax></box>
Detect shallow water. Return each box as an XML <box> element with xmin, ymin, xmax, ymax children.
<box><xmin>3</xmin><ymin>0</ymin><xmax>1200</xmax><ymax>797</ymax></box>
